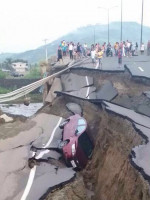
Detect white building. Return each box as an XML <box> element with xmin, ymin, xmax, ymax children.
<box><xmin>12</xmin><ymin>62</ymin><xmax>28</xmax><ymax>73</ymax></box>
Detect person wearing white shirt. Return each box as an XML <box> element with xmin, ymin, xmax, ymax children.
<box><xmin>69</xmin><ymin>42</ymin><xmax>74</xmax><ymax>59</ymax></box>
<box><xmin>91</xmin><ymin>49</ymin><xmax>96</xmax><ymax>63</ymax></box>
<box><xmin>140</xmin><ymin>43</ymin><xmax>145</xmax><ymax>55</ymax></box>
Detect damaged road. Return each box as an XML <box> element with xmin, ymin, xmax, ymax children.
<box><xmin>0</xmin><ymin>113</ymin><xmax>75</xmax><ymax>200</ymax></box>
<box><xmin>1</xmin><ymin>54</ymin><xmax>150</xmax><ymax>200</ymax></box>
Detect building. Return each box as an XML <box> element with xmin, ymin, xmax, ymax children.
<box><xmin>11</xmin><ymin>62</ymin><xmax>28</xmax><ymax>74</ymax></box>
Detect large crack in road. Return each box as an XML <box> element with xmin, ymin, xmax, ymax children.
<box><xmin>1</xmin><ymin>55</ymin><xmax>150</xmax><ymax>200</ymax></box>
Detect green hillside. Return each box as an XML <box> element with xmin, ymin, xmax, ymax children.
<box><xmin>0</xmin><ymin>22</ymin><xmax>150</xmax><ymax>64</ymax></box>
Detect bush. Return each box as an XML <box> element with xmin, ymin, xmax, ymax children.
<box><xmin>24</xmin><ymin>66</ymin><xmax>41</xmax><ymax>79</ymax></box>
<box><xmin>0</xmin><ymin>70</ymin><xmax>7</xmax><ymax>79</ymax></box>
<box><xmin>0</xmin><ymin>87</ymin><xmax>12</xmax><ymax>94</ymax></box>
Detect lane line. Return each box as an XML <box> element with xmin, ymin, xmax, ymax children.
<box><xmin>85</xmin><ymin>76</ymin><xmax>90</xmax><ymax>99</ymax></box>
<box><xmin>20</xmin><ymin>166</ymin><xmax>37</xmax><ymax>200</ymax></box>
<box><xmin>95</xmin><ymin>61</ymin><xmax>99</xmax><ymax>69</ymax></box>
<box><xmin>138</xmin><ymin>67</ymin><xmax>144</xmax><ymax>72</ymax></box>
<box><xmin>21</xmin><ymin>117</ymin><xmax>63</xmax><ymax>200</ymax></box>
<box><xmin>86</xmin><ymin>87</ymin><xmax>90</xmax><ymax>99</ymax></box>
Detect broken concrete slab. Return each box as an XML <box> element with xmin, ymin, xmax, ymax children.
<box><xmin>136</xmin><ymin>104</ymin><xmax>150</xmax><ymax>117</ymax></box>
<box><xmin>103</xmin><ymin>101</ymin><xmax>150</xmax><ymax>183</ymax></box>
<box><xmin>17</xmin><ymin>163</ymin><xmax>75</xmax><ymax>200</ymax></box>
<box><xmin>33</xmin><ymin>149</ymin><xmax>61</xmax><ymax>161</ymax></box>
<box><xmin>0</xmin><ymin>114</ymin><xmax>13</xmax><ymax>123</ymax></box>
<box><xmin>32</xmin><ymin>116</ymin><xmax>63</xmax><ymax>149</ymax></box>
<box><xmin>0</xmin><ymin>168</ymin><xmax>29</xmax><ymax>200</ymax></box>
<box><xmin>96</xmin><ymin>81</ymin><xmax>118</xmax><ymax>101</ymax></box>
<box><xmin>131</xmin><ymin>124</ymin><xmax>150</xmax><ymax>181</ymax></box>
<box><xmin>0</xmin><ymin>146</ymin><xmax>31</xmax><ymax>200</ymax></box>
<box><xmin>62</xmin><ymin>86</ymin><xmax>96</xmax><ymax>100</ymax></box>
<box><xmin>0</xmin><ymin>113</ymin><xmax>57</xmax><ymax>152</ymax></box>
<box><xmin>45</xmin><ymin>78</ymin><xmax>62</xmax><ymax>103</ymax></box>
<box><xmin>125</xmin><ymin>62</ymin><xmax>150</xmax><ymax>79</ymax></box>
<box><xmin>66</xmin><ymin>102</ymin><xmax>82</xmax><ymax>115</ymax></box>
<box><xmin>104</xmin><ymin>101</ymin><xmax>150</xmax><ymax>129</ymax></box>
<box><xmin>0</xmin><ymin>126</ymin><xmax>43</xmax><ymax>152</ymax></box>
<box><xmin>61</xmin><ymin>73</ymin><xmax>93</xmax><ymax>92</ymax></box>
<box><xmin>144</xmin><ymin>91</ymin><xmax>150</xmax><ymax>99</ymax></box>
<box><xmin>0</xmin><ymin>146</ymin><xmax>29</xmax><ymax>173</ymax></box>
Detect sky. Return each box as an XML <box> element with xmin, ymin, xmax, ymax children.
<box><xmin>0</xmin><ymin>0</ymin><xmax>150</xmax><ymax>53</ymax></box>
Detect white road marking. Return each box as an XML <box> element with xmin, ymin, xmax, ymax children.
<box><xmin>21</xmin><ymin>117</ymin><xmax>63</xmax><ymax>200</ymax></box>
<box><xmin>85</xmin><ymin>76</ymin><xmax>90</xmax><ymax>99</ymax></box>
<box><xmin>95</xmin><ymin>61</ymin><xmax>99</xmax><ymax>69</ymax></box>
<box><xmin>138</xmin><ymin>67</ymin><xmax>144</xmax><ymax>72</ymax></box>
<box><xmin>21</xmin><ymin>166</ymin><xmax>37</xmax><ymax>200</ymax></box>
<box><xmin>86</xmin><ymin>87</ymin><xmax>90</xmax><ymax>99</ymax></box>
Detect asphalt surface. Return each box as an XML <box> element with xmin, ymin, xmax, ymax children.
<box><xmin>59</xmin><ymin>73</ymin><xmax>118</xmax><ymax>101</ymax></box>
<box><xmin>103</xmin><ymin>101</ymin><xmax>150</xmax><ymax>181</ymax></box>
<box><xmin>73</xmin><ymin>56</ymin><xmax>125</xmax><ymax>72</ymax></box>
<box><xmin>0</xmin><ymin>113</ymin><xmax>75</xmax><ymax>200</ymax></box>
<box><xmin>1</xmin><ymin>54</ymin><xmax>150</xmax><ymax>199</ymax></box>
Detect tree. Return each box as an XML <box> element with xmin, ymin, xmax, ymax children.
<box><xmin>3</xmin><ymin>58</ymin><xmax>13</xmax><ymax>70</ymax></box>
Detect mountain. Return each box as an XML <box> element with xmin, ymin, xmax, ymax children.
<box><xmin>0</xmin><ymin>22</ymin><xmax>150</xmax><ymax>64</ymax></box>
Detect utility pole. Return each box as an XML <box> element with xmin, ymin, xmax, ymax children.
<box><xmin>94</xmin><ymin>25</ymin><xmax>95</xmax><ymax>45</ymax></box>
<box><xmin>43</xmin><ymin>39</ymin><xmax>48</xmax><ymax>63</ymax></box>
<box><xmin>121</xmin><ymin>0</ymin><xmax>123</xmax><ymax>42</ymax></box>
<box><xmin>140</xmin><ymin>0</ymin><xmax>144</xmax><ymax>47</ymax></box>
<box><xmin>108</xmin><ymin>9</ymin><xmax>109</xmax><ymax>44</ymax></box>
<box><xmin>98</xmin><ymin>6</ymin><xmax>118</xmax><ymax>44</ymax></box>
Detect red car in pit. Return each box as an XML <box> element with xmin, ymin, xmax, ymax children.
<box><xmin>59</xmin><ymin>114</ymin><xmax>93</xmax><ymax>169</ymax></box>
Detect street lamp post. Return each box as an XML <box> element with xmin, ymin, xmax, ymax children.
<box><xmin>140</xmin><ymin>0</ymin><xmax>144</xmax><ymax>47</ymax></box>
<box><xmin>121</xmin><ymin>0</ymin><xmax>123</xmax><ymax>42</ymax></box>
<box><xmin>108</xmin><ymin>9</ymin><xmax>109</xmax><ymax>44</ymax></box>
<box><xmin>98</xmin><ymin>6</ymin><xmax>118</xmax><ymax>44</ymax></box>
<box><xmin>94</xmin><ymin>25</ymin><xmax>95</xmax><ymax>45</ymax></box>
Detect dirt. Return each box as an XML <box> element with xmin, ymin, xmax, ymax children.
<box><xmin>45</xmin><ymin>175</ymin><xmax>87</xmax><ymax>200</ymax></box>
<box><xmin>1</xmin><ymin>69</ymin><xmax>150</xmax><ymax>199</ymax></box>
<box><xmin>42</xmin><ymin>96</ymin><xmax>150</xmax><ymax>200</ymax></box>
<box><xmin>0</xmin><ymin>118</ymin><xmax>36</xmax><ymax>139</ymax></box>
<box><xmin>82</xmin><ymin>101</ymin><xmax>150</xmax><ymax>200</ymax></box>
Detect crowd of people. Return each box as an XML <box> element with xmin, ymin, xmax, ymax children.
<box><xmin>57</xmin><ymin>40</ymin><xmax>149</xmax><ymax>68</ymax></box>
<box><xmin>57</xmin><ymin>40</ymin><xmax>89</xmax><ymax>63</ymax></box>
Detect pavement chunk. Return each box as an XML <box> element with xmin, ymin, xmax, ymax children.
<box><xmin>96</xmin><ymin>81</ymin><xmax>118</xmax><ymax>101</ymax></box>
<box><xmin>61</xmin><ymin>73</ymin><xmax>93</xmax><ymax>92</ymax></box>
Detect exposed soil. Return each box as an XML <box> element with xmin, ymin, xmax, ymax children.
<box><xmin>41</xmin><ymin>69</ymin><xmax>150</xmax><ymax>199</ymax></box>
<box><xmin>41</xmin><ymin>96</ymin><xmax>150</xmax><ymax>200</ymax></box>
<box><xmin>1</xmin><ymin>69</ymin><xmax>150</xmax><ymax>199</ymax></box>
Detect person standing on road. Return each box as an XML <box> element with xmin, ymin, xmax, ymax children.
<box><xmin>118</xmin><ymin>46</ymin><xmax>122</xmax><ymax>68</ymax></box>
<box><xmin>84</xmin><ymin>43</ymin><xmax>88</xmax><ymax>56</ymax></box>
<box><xmin>69</xmin><ymin>42</ymin><xmax>74</xmax><ymax>60</ymax></box>
<box><xmin>147</xmin><ymin>41</ymin><xmax>150</xmax><ymax>56</ymax></box>
<box><xmin>77</xmin><ymin>42</ymin><xmax>81</xmax><ymax>58</ymax></box>
<box><xmin>135</xmin><ymin>42</ymin><xmax>138</xmax><ymax>54</ymax></box>
<box><xmin>140</xmin><ymin>43</ymin><xmax>145</xmax><ymax>55</ymax></box>
<box><xmin>57</xmin><ymin>46</ymin><xmax>63</xmax><ymax>63</ymax></box>
<box><xmin>91</xmin><ymin>48</ymin><xmax>96</xmax><ymax>64</ymax></box>
<box><xmin>97</xmin><ymin>48</ymin><xmax>103</xmax><ymax>69</ymax></box>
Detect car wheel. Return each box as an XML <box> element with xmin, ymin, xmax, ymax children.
<box><xmin>65</xmin><ymin>158</ymin><xmax>72</xmax><ymax>167</ymax></box>
<box><xmin>59</xmin><ymin>119</ymin><xmax>70</xmax><ymax>129</ymax></box>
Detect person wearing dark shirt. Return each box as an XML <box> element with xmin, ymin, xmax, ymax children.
<box><xmin>57</xmin><ymin>46</ymin><xmax>63</xmax><ymax>63</ymax></box>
